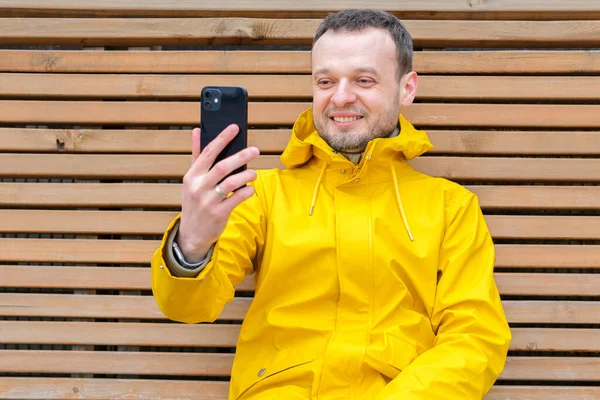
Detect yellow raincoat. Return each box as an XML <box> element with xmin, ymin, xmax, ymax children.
<box><xmin>152</xmin><ymin>109</ymin><xmax>511</xmax><ymax>399</ymax></box>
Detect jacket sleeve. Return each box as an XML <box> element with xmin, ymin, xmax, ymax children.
<box><xmin>151</xmin><ymin>179</ymin><xmax>267</xmax><ymax>324</ymax></box>
<box><xmin>376</xmin><ymin>192</ymin><xmax>511</xmax><ymax>399</ymax></box>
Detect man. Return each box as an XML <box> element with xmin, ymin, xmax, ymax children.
<box><xmin>152</xmin><ymin>9</ymin><xmax>511</xmax><ymax>400</ymax></box>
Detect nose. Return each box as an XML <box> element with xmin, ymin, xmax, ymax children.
<box><xmin>331</xmin><ymin>80</ymin><xmax>356</xmax><ymax>108</ymax></box>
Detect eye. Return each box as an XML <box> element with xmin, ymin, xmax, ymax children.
<box><xmin>357</xmin><ymin>77</ymin><xmax>375</xmax><ymax>86</ymax></box>
<box><xmin>317</xmin><ymin>78</ymin><xmax>334</xmax><ymax>88</ymax></box>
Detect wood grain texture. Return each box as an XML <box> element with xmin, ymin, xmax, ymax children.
<box><xmin>3</xmin><ymin>153</ymin><xmax>600</xmax><ymax>181</ymax></box>
<box><xmin>3</xmin><ymin>183</ymin><xmax>600</xmax><ymax>210</ymax></box>
<box><xmin>0</xmin><ymin>238</ymin><xmax>158</xmax><ymax>264</ymax></box>
<box><xmin>0</xmin><ymin>350</ymin><xmax>234</xmax><ymax>376</ymax></box>
<box><xmin>3</xmin><ymin>265</ymin><xmax>598</xmax><ymax>296</ymax></box>
<box><xmin>0</xmin><ymin>379</ymin><xmax>597</xmax><ymax>400</ymax></box>
<box><xmin>500</xmin><ymin>357</ymin><xmax>600</xmax><ymax>381</ymax></box>
<box><xmin>0</xmin><ymin>293</ymin><xmax>249</xmax><ymax>320</ymax></box>
<box><xmin>495</xmin><ymin>273</ymin><xmax>600</xmax><ymax>296</ymax></box>
<box><xmin>1</xmin><ymin>321</ymin><xmax>598</xmax><ymax>352</ymax></box>
<box><xmin>495</xmin><ymin>245</ymin><xmax>600</xmax><ymax>269</ymax></box>
<box><xmin>486</xmin><ymin>387</ymin><xmax>600</xmax><ymax>400</ymax></box>
<box><xmin>2</xmin><ymin>210</ymin><xmax>600</xmax><ymax>241</ymax></box>
<box><xmin>0</xmin><ymin>378</ymin><xmax>228</xmax><ymax>400</ymax></box>
<box><xmin>0</xmin><ymin>321</ymin><xmax>241</xmax><ymax>347</ymax></box>
<box><xmin>1</xmin><ymin>18</ymin><xmax>599</xmax><ymax>47</ymax></box>
<box><xmin>0</xmin><ymin>293</ymin><xmax>598</xmax><ymax>324</ymax></box>
<box><xmin>1</xmin><ymin>238</ymin><xmax>597</xmax><ymax>267</ymax></box>
<box><xmin>2</xmin><ymin>73</ymin><xmax>599</xmax><ymax>101</ymax></box>
<box><xmin>0</xmin><ymin>350</ymin><xmax>598</xmax><ymax>380</ymax></box>
<box><xmin>0</xmin><ymin>0</ymin><xmax>599</xmax><ymax>19</ymax></box>
<box><xmin>2</xmin><ymin>101</ymin><xmax>599</xmax><ymax>128</ymax></box>
<box><xmin>4</xmin><ymin>128</ymin><xmax>600</xmax><ymax>156</ymax></box>
<box><xmin>1</xmin><ymin>50</ymin><xmax>598</xmax><ymax>74</ymax></box>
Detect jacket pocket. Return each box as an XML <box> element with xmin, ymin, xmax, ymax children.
<box><xmin>233</xmin><ymin>348</ymin><xmax>316</xmax><ymax>400</ymax></box>
<box><xmin>386</xmin><ymin>332</ymin><xmax>418</xmax><ymax>373</ymax></box>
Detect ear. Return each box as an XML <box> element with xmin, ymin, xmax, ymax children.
<box><xmin>400</xmin><ymin>71</ymin><xmax>418</xmax><ymax>107</ymax></box>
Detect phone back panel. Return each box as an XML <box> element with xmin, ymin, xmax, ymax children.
<box><xmin>200</xmin><ymin>86</ymin><xmax>248</xmax><ymax>174</ymax></box>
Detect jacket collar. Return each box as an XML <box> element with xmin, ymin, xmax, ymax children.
<box><xmin>280</xmin><ymin>108</ymin><xmax>433</xmax><ymax>169</ymax></box>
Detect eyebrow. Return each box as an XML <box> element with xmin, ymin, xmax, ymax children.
<box><xmin>313</xmin><ymin>67</ymin><xmax>380</xmax><ymax>76</ymax></box>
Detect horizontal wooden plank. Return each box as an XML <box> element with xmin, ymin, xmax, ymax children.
<box><xmin>505</xmin><ymin>301</ymin><xmax>600</xmax><ymax>325</ymax></box>
<box><xmin>4</xmin><ymin>263</ymin><xmax>599</xmax><ymax>297</ymax></box>
<box><xmin>2</xmin><ymin>210</ymin><xmax>600</xmax><ymax>241</ymax></box>
<box><xmin>495</xmin><ymin>273</ymin><xmax>600</xmax><ymax>296</ymax></box>
<box><xmin>0</xmin><ymin>183</ymin><xmax>183</xmax><ymax>208</ymax></box>
<box><xmin>509</xmin><ymin>328</ymin><xmax>600</xmax><ymax>353</ymax></box>
<box><xmin>495</xmin><ymin>245</ymin><xmax>600</xmax><ymax>269</ymax></box>
<box><xmin>0</xmin><ymin>238</ymin><xmax>158</xmax><ymax>264</ymax></box>
<box><xmin>487</xmin><ymin>215</ymin><xmax>600</xmax><ymax>240</ymax></box>
<box><xmin>0</xmin><ymin>127</ymin><xmax>291</xmax><ymax>154</ymax></box>
<box><xmin>0</xmin><ymin>100</ymin><xmax>306</xmax><ymax>126</ymax></box>
<box><xmin>0</xmin><ymin>210</ymin><xmax>178</xmax><ymax>235</ymax></box>
<box><xmin>0</xmin><ymin>350</ymin><xmax>598</xmax><ymax>381</ymax></box>
<box><xmin>3</xmin><ymin>183</ymin><xmax>600</xmax><ymax>211</ymax></box>
<box><xmin>484</xmin><ymin>386</ymin><xmax>600</xmax><ymax>400</ymax></box>
<box><xmin>1</xmin><ymin>321</ymin><xmax>599</xmax><ymax>352</ymax></box>
<box><xmin>1</xmin><ymin>0</ymin><xmax>599</xmax><ymax>20</ymax></box>
<box><xmin>0</xmin><ymin>293</ymin><xmax>249</xmax><ymax>320</ymax></box>
<box><xmin>4</xmin><ymin>153</ymin><xmax>600</xmax><ymax>182</ymax></box>
<box><xmin>472</xmin><ymin>186</ymin><xmax>600</xmax><ymax>211</ymax></box>
<box><xmin>0</xmin><ymin>379</ymin><xmax>597</xmax><ymax>400</ymax></box>
<box><xmin>1</xmin><ymin>50</ymin><xmax>599</xmax><ymax>74</ymax></box>
<box><xmin>0</xmin><ymin>350</ymin><xmax>234</xmax><ymax>376</ymax></box>
<box><xmin>411</xmin><ymin>157</ymin><xmax>600</xmax><ymax>183</ymax></box>
<box><xmin>427</xmin><ymin>131</ymin><xmax>600</xmax><ymax>156</ymax></box>
<box><xmin>3</xmin><ymin>74</ymin><xmax>600</xmax><ymax>101</ymax></box>
<box><xmin>0</xmin><ymin>378</ymin><xmax>230</xmax><ymax>400</ymax></box>
<box><xmin>4</xmin><ymin>128</ymin><xmax>600</xmax><ymax>156</ymax></box>
<box><xmin>1</xmin><ymin>293</ymin><xmax>599</xmax><ymax>324</ymax></box>
<box><xmin>1</xmin><ymin>18</ymin><xmax>599</xmax><ymax>47</ymax></box>
<box><xmin>2</xmin><ymin>101</ymin><xmax>599</xmax><ymax>128</ymax></box>
<box><xmin>0</xmin><ymin>265</ymin><xmax>156</xmax><ymax>291</ymax></box>
<box><xmin>0</xmin><ymin>321</ymin><xmax>241</xmax><ymax>347</ymax></box>
<box><xmin>501</xmin><ymin>357</ymin><xmax>600</xmax><ymax>381</ymax></box>
<box><xmin>1</xmin><ymin>238</ymin><xmax>597</xmax><ymax>268</ymax></box>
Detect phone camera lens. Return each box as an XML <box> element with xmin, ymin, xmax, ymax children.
<box><xmin>205</xmin><ymin>91</ymin><xmax>212</xmax><ymax>99</ymax></box>
<box><xmin>204</xmin><ymin>101</ymin><xmax>212</xmax><ymax>110</ymax></box>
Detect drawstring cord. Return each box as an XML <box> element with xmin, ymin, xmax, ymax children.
<box><xmin>308</xmin><ymin>161</ymin><xmax>414</xmax><ymax>243</ymax></box>
<box><xmin>390</xmin><ymin>165</ymin><xmax>414</xmax><ymax>241</ymax></box>
<box><xmin>309</xmin><ymin>162</ymin><xmax>327</xmax><ymax>216</ymax></box>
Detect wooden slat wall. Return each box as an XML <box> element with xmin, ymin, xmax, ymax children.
<box><xmin>0</xmin><ymin>2</ymin><xmax>599</xmax><ymax>400</ymax></box>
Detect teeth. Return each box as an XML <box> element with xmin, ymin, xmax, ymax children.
<box><xmin>333</xmin><ymin>116</ymin><xmax>360</xmax><ymax>123</ymax></box>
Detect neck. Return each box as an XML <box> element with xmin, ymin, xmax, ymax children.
<box><xmin>340</xmin><ymin>125</ymin><xmax>401</xmax><ymax>164</ymax></box>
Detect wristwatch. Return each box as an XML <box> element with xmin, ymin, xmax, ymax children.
<box><xmin>172</xmin><ymin>241</ymin><xmax>206</xmax><ymax>270</ymax></box>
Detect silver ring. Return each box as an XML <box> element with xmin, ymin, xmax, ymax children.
<box><xmin>215</xmin><ymin>184</ymin><xmax>227</xmax><ymax>200</ymax></box>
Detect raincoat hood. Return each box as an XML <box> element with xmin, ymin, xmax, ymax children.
<box><xmin>281</xmin><ymin>108</ymin><xmax>434</xmax><ymax>169</ymax></box>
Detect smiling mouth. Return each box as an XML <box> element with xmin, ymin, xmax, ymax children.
<box><xmin>330</xmin><ymin>116</ymin><xmax>363</xmax><ymax>123</ymax></box>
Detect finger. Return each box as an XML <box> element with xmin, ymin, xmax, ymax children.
<box><xmin>191</xmin><ymin>124</ymin><xmax>239</xmax><ymax>174</ymax></box>
<box><xmin>206</xmin><ymin>147</ymin><xmax>260</xmax><ymax>187</ymax></box>
<box><xmin>191</xmin><ymin>128</ymin><xmax>201</xmax><ymax>165</ymax></box>
<box><xmin>214</xmin><ymin>169</ymin><xmax>258</xmax><ymax>196</ymax></box>
<box><xmin>220</xmin><ymin>185</ymin><xmax>256</xmax><ymax>214</ymax></box>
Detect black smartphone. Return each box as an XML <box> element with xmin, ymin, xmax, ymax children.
<box><xmin>200</xmin><ymin>86</ymin><xmax>248</xmax><ymax>178</ymax></box>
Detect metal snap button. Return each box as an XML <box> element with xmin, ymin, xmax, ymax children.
<box><xmin>258</xmin><ymin>367</ymin><xmax>266</xmax><ymax>377</ymax></box>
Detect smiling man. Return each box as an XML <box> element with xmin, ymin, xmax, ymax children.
<box><xmin>152</xmin><ymin>9</ymin><xmax>511</xmax><ymax>400</ymax></box>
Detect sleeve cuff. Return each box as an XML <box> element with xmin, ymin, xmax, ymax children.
<box><xmin>163</xmin><ymin>221</ymin><xmax>215</xmax><ymax>278</ymax></box>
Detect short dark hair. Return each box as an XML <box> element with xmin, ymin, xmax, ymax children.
<box><xmin>312</xmin><ymin>9</ymin><xmax>413</xmax><ymax>80</ymax></box>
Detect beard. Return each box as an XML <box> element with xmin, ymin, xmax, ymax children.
<box><xmin>314</xmin><ymin>95</ymin><xmax>401</xmax><ymax>154</ymax></box>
